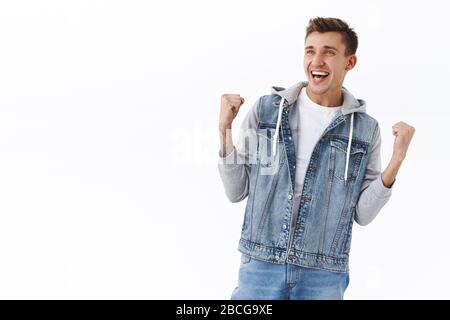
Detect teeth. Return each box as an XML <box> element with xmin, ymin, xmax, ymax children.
<box><xmin>311</xmin><ymin>71</ymin><xmax>329</xmax><ymax>76</ymax></box>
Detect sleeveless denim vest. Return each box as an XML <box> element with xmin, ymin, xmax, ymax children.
<box><xmin>238</xmin><ymin>93</ymin><xmax>378</xmax><ymax>272</ymax></box>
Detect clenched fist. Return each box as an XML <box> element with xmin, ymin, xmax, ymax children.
<box><xmin>381</xmin><ymin>121</ymin><xmax>415</xmax><ymax>188</ymax></box>
<box><xmin>391</xmin><ymin>121</ymin><xmax>415</xmax><ymax>161</ymax></box>
<box><xmin>219</xmin><ymin>94</ymin><xmax>245</xmax><ymax>131</ymax></box>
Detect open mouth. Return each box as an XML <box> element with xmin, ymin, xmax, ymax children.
<box><xmin>311</xmin><ymin>70</ymin><xmax>330</xmax><ymax>79</ymax></box>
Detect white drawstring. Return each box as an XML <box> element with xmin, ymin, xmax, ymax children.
<box><xmin>344</xmin><ymin>112</ymin><xmax>354</xmax><ymax>182</ymax></box>
<box><xmin>272</xmin><ymin>97</ymin><xmax>285</xmax><ymax>157</ymax></box>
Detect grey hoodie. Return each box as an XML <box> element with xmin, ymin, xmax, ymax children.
<box><xmin>219</xmin><ymin>81</ymin><xmax>393</xmax><ymax>226</ymax></box>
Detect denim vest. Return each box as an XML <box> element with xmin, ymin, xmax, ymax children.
<box><xmin>238</xmin><ymin>93</ymin><xmax>377</xmax><ymax>273</ymax></box>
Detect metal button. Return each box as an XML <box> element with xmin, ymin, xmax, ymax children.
<box><xmin>282</xmin><ymin>224</ymin><xmax>287</xmax><ymax>229</ymax></box>
<box><xmin>288</xmin><ymin>194</ymin><xmax>292</xmax><ymax>200</ymax></box>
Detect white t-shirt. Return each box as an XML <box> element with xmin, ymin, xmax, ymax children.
<box><xmin>293</xmin><ymin>88</ymin><xmax>342</xmax><ymax>200</ymax></box>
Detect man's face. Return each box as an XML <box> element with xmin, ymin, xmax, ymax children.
<box><xmin>303</xmin><ymin>31</ymin><xmax>356</xmax><ymax>95</ymax></box>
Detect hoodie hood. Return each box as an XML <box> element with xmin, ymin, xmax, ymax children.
<box><xmin>270</xmin><ymin>81</ymin><xmax>366</xmax><ymax>115</ymax></box>
<box><xmin>270</xmin><ymin>81</ymin><xmax>362</xmax><ymax>183</ymax></box>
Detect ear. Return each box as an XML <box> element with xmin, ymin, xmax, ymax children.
<box><xmin>345</xmin><ymin>55</ymin><xmax>357</xmax><ymax>71</ymax></box>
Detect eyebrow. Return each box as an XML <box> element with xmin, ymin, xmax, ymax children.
<box><xmin>304</xmin><ymin>45</ymin><xmax>339</xmax><ymax>52</ymax></box>
<box><xmin>324</xmin><ymin>46</ymin><xmax>339</xmax><ymax>51</ymax></box>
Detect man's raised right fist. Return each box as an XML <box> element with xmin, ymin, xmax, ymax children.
<box><xmin>219</xmin><ymin>94</ymin><xmax>245</xmax><ymax>131</ymax></box>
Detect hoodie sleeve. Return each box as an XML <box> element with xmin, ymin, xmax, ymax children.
<box><xmin>354</xmin><ymin>124</ymin><xmax>394</xmax><ymax>226</ymax></box>
<box><xmin>218</xmin><ymin>97</ymin><xmax>260</xmax><ymax>203</ymax></box>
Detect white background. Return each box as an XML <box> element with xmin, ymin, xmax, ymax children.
<box><xmin>0</xmin><ymin>0</ymin><xmax>448</xmax><ymax>299</ymax></box>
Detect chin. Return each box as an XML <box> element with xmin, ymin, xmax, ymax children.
<box><xmin>308</xmin><ymin>83</ymin><xmax>330</xmax><ymax>95</ymax></box>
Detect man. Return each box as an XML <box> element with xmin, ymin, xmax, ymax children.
<box><xmin>218</xmin><ymin>17</ymin><xmax>415</xmax><ymax>300</ymax></box>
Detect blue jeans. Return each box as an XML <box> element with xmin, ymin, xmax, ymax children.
<box><xmin>231</xmin><ymin>254</ymin><xmax>350</xmax><ymax>300</ymax></box>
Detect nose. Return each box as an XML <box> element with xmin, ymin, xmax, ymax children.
<box><xmin>311</xmin><ymin>53</ymin><xmax>325</xmax><ymax>67</ymax></box>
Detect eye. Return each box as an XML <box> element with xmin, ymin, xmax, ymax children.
<box><xmin>325</xmin><ymin>50</ymin><xmax>335</xmax><ymax>55</ymax></box>
<box><xmin>305</xmin><ymin>50</ymin><xmax>314</xmax><ymax>55</ymax></box>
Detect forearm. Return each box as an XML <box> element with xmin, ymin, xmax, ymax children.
<box><xmin>355</xmin><ymin>157</ymin><xmax>400</xmax><ymax>225</ymax></box>
<box><xmin>219</xmin><ymin>125</ymin><xmax>234</xmax><ymax>158</ymax></box>
<box><xmin>356</xmin><ymin>154</ymin><xmax>404</xmax><ymax>225</ymax></box>
<box><xmin>218</xmin><ymin>125</ymin><xmax>250</xmax><ymax>202</ymax></box>
<box><xmin>381</xmin><ymin>153</ymin><xmax>405</xmax><ymax>188</ymax></box>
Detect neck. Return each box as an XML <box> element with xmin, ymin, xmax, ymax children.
<box><xmin>305</xmin><ymin>86</ymin><xmax>343</xmax><ymax>107</ymax></box>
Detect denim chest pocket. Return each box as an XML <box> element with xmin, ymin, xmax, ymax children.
<box><xmin>330</xmin><ymin>138</ymin><xmax>367</xmax><ymax>181</ymax></box>
<box><xmin>241</xmin><ymin>254</ymin><xmax>251</xmax><ymax>264</ymax></box>
<box><xmin>256</xmin><ymin>125</ymin><xmax>285</xmax><ymax>176</ymax></box>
